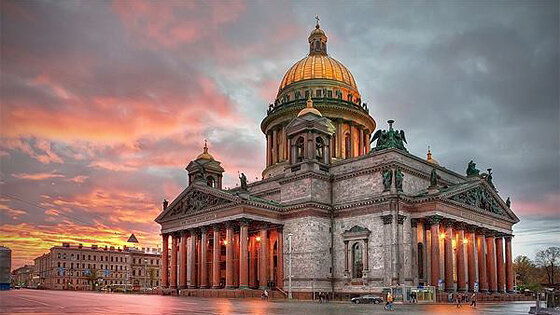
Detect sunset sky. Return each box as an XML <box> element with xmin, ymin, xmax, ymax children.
<box><xmin>1</xmin><ymin>1</ymin><xmax>558</xmax><ymax>269</ymax></box>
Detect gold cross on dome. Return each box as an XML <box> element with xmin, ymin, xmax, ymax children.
<box><xmin>315</xmin><ymin>15</ymin><xmax>320</xmax><ymax>27</ymax></box>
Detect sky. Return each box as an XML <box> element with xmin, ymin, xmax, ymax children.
<box><xmin>1</xmin><ymin>0</ymin><xmax>558</xmax><ymax>269</ymax></box>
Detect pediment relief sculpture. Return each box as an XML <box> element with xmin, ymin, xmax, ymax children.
<box><xmin>449</xmin><ymin>186</ymin><xmax>505</xmax><ymax>216</ymax></box>
<box><xmin>162</xmin><ymin>190</ymin><xmax>232</xmax><ymax>220</ymax></box>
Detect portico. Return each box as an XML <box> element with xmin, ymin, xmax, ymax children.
<box><xmin>413</xmin><ymin>215</ymin><xmax>514</xmax><ymax>293</ymax></box>
<box><xmin>160</xmin><ymin>220</ymin><xmax>283</xmax><ymax>291</ymax></box>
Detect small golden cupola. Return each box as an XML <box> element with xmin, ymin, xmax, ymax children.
<box><xmin>309</xmin><ymin>16</ymin><xmax>327</xmax><ymax>55</ymax></box>
<box><xmin>426</xmin><ymin>146</ymin><xmax>439</xmax><ymax>165</ymax></box>
<box><xmin>196</xmin><ymin>140</ymin><xmax>214</xmax><ymax>160</ymax></box>
<box><xmin>297</xmin><ymin>94</ymin><xmax>322</xmax><ymax>117</ymax></box>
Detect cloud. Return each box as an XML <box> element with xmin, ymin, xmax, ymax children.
<box><xmin>12</xmin><ymin>171</ymin><xmax>64</xmax><ymax>181</ymax></box>
<box><xmin>0</xmin><ymin>1</ymin><xmax>557</xmax><ymax>269</ymax></box>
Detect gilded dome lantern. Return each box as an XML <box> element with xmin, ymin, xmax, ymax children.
<box><xmin>261</xmin><ymin>19</ymin><xmax>377</xmax><ymax>178</ymax></box>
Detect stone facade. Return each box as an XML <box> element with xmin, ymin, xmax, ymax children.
<box><xmin>33</xmin><ymin>243</ymin><xmax>161</xmax><ymax>291</ymax></box>
<box><xmin>155</xmin><ymin>22</ymin><xmax>519</xmax><ymax>298</ymax></box>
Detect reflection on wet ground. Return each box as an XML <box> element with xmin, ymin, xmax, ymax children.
<box><xmin>0</xmin><ymin>289</ymin><xmax>534</xmax><ymax>314</ymax></box>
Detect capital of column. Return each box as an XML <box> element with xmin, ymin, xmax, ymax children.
<box><xmin>410</xmin><ymin>218</ymin><xmax>418</xmax><ymax>228</ymax></box>
<box><xmin>238</xmin><ymin>218</ymin><xmax>251</xmax><ymax>227</ymax></box>
<box><xmin>188</xmin><ymin>228</ymin><xmax>198</xmax><ymax>236</ymax></box>
<box><xmin>397</xmin><ymin>214</ymin><xmax>406</xmax><ymax>225</ymax></box>
<box><xmin>505</xmin><ymin>235</ymin><xmax>513</xmax><ymax>241</ymax></box>
<box><xmin>466</xmin><ymin>224</ymin><xmax>478</xmax><ymax>233</ymax></box>
<box><xmin>381</xmin><ymin>214</ymin><xmax>393</xmax><ymax>225</ymax></box>
<box><xmin>426</xmin><ymin>214</ymin><xmax>443</xmax><ymax>225</ymax></box>
<box><xmin>454</xmin><ymin>222</ymin><xmax>467</xmax><ymax>230</ymax></box>
<box><xmin>199</xmin><ymin>226</ymin><xmax>209</xmax><ymax>234</ymax></box>
<box><xmin>442</xmin><ymin>218</ymin><xmax>455</xmax><ymax>228</ymax></box>
<box><xmin>212</xmin><ymin>223</ymin><xmax>221</xmax><ymax>232</ymax></box>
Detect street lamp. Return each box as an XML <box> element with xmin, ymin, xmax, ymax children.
<box><xmin>288</xmin><ymin>233</ymin><xmax>293</xmax><ymax>299</ymax></box>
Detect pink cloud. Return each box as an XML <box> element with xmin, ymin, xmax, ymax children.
<box><xmin>12</xmin><ymin>171</ymin><xmax>65</xmax><ymax>180</ymax></box>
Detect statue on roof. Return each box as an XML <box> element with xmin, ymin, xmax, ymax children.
<box><xmin>239</xmin><ymin>172</ymin><xmax>248</xmax><ymax>191</ymax></box>
<box><xmin>429</xmin><ymin>168</ymin><xmax>442</xmax><ymax>188</ymax></box>
<box><xmin>370</xmin><ymin>120</ymin><xmax>408</xmax><ymax>152</ymax></box>
<box><xmin>486</xmin><ymin>168</ymin><xmax>496</xmax><ymax>189</ymax></box>
<box><xmin>466</xmin><ymin>160</ymin><xmax>480</xmax><ymax>177</ymax></box>
<box><xmin>506</xmin><ymin>197</ymin><xmax>511</xmax><ymax>208</ymax></box>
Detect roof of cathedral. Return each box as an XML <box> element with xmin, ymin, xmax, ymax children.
<box><xmin>196</xmin><ymin>140</ymin><xmax>214</xmax><ymax>160</ymax></box>
<box><xmin>276</xmin><ymin>22</ymin><xmax>359</xmax><ymax>98</ymax></box>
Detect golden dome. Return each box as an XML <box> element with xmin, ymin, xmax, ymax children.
<box><xmin>298</xmin><ymin>96</ymin><xmax>322</xmax><ymax>117</ymax></box>
<box><xmin>427</xmin><ymin>146</ymin><xmax>439</xmax><ymax>165</ymax></box>
<box><xmin>278</xmin><ymin>55</ymin><xmax>359</xmax><ymax>95</ymax></box>
<box><xmin>276</xmin><ymin>21</ymin><xmax>360</xmax><ymax>100</ymax></box>
<box><xmin>196</xmin><ymin>140</ymin><xmax>214</xmax><ymax>160</ymax></box>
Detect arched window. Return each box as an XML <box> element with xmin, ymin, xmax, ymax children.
<box><xmin>315</xmin><ymin>137</ymin><xmax>324</xmax><ymax>161</ymax></box>
<box><xmin>344</xmin><ymin>133</ymin><xmax>351</xmax><ymax>158</ymax></box>
<box><xmin>206</xmin><ymin>176</ymin><xmax>215</xmax><ymax>188</ymax></box>
<box><xmin>352</xmin><ymin>242</ymin><xmax>363</xmax><ymax>279</ymax></box>
<box><xmin>295</xmin><ymin>137</ymin><xmax>305</xmax><ymax>162</ymax></box>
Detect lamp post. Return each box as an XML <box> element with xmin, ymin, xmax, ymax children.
<box><xmin>288</xmin><ymin>233</ymin><xmax>293</xmax><ymax>299</ymax></box>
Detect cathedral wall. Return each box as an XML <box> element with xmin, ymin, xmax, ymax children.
<box><xmin>280</xmin><ymin>176</ymin><xmax>331</xmax><ymax>204</ymax></box>
<box><xmin>332</xmin><ymin>172</ymin><xmax>383</xmax><ymax>205</ymax></box>
<box><xmin>282</xmin><ymin>216</ymin><xmax>332</xmax><ymax>292</ymax></box>
<box><xmin>402</xmin><ymin>171</ymin><xmax>429</xmax><ymax>195</ymax></box>
<box><xmin>332</xmin><ymin>212</ymin><xmax>386</xmax><ymax>291</ymax></box>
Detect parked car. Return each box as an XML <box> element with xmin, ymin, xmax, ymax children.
<box><xmin>351</xmin><ymin>294</ymin><xmax>383</xmax><ymax>304</ymax></box>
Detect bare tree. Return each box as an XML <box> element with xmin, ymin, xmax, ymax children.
<box><xmin>535</xmin><ymin>247</ymin><xmax>560</xmax><ymax>285</ymax></box>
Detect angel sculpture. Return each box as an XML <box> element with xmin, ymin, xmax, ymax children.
<box><xmin>370</xmin><ymin>120</ymin><xmax>408</xmax><ymax>152</ymax></box>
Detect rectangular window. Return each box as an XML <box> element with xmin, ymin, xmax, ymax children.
<box><xmin>316</xmin><ymin>89</ymin><xmax>322</xmax><ymax>97</ymax></box>
<box><xmin>327</xmin><ymin>90</ymin><xmax>333</xmax><ymax>98</ymax></box>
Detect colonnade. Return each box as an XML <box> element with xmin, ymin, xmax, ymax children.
<box><xmin>265</xmin><ymin>119</ymin><xmax>371</xmax><ymax>167</ymax></box>
<box><xmin>413</xmin><ymin>216</ymin><xmax>514</xmax><ymax>293</ymax></box>
<box><xmin>161</xmin><ymin>220</ymin><xmax>283</xmax><ymax>290</ymax></box>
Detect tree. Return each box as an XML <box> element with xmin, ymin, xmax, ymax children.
<box><xmin>514</xmin><ymin>255</ymin><xmax>535</xmax><ymax>284</ymax></box>
<box><xmin>535</xmin><ymin>247</ymin><xmax>560</xmax><ymax>285</ymax></box>
<box><xmin>85</xmin><ymin>269</ymin><xmax>99</xmax><ymax>291</ymax></box>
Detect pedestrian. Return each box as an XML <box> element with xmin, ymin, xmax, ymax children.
<box><xmin>263</xmin><ymin>288</ymin><xmax>269</xmax><ymax>300</ymax></box>
<box><xmin>470</xmin><ymin>293</ymin><xmax>477</xmax><ymax>308</ymax></box>
<box><xmin>386</xmin><ymin>293</ymin><xmax>394</xmax><ymax>311</ymax></box>
<box><xmin>456</xmin><ymin>293</ymin><xmax>462</xmax><ymax>308</ymax></box>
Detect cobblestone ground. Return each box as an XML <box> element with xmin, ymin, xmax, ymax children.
<box><xmin>0</xmin><ymin>289</ymin><xmax>534</xmax><ymax>314</ymax></box>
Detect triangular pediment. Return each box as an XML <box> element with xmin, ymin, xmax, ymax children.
<box><xmin>442</xmin><ymin>182</ymin><xmax>519</xmax><ymax>222</ymax></box>
<box><xmin>155</xmin><ymin>184</ymin><xmax>237</xmax><ymax>223</ymax></box>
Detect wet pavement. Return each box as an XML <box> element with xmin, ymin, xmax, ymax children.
<box><xmin>0</xmin><ymin>289</ymin><xmax>534</xmax><ymax>314</ymax></box>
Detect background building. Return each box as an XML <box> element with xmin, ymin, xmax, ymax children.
<box><xmin>155</xmin><ymin>22</ymin><xmax>519</xmax><ymax>300</ymax></box>
<box><xmin>34</xmin><ymin>242</ymin><xmax>161</xmax><ymax>291</ymax></box>
<box><xmin>11</xmin><ymin>265</ymin><xmax>36</xmax><ymax>288</ymax></box>
<box><xmin>0</xmin><ymin>246</ymin><xmax>11</xmax><ymax>290</ymax></box>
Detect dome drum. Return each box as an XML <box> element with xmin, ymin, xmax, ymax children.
<box><xmin>260</xmin><ymin>21</ymin><xmax>377</xmax><ymax>178</ymax></box>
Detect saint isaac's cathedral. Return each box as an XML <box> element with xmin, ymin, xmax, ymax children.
<box><xmin>155</xmin><ymin>21</ymin><xmax>519</xmax><ymax>299</ymax></box>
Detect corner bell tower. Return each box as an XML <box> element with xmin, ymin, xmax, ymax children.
<box><xmin>186</xmin><ymin>141</ymin><xmax>224</xmax><ymax>189</ymax></box>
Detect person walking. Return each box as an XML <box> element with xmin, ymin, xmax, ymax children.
<box><xmin>387</xmin><ymin>293</ymin><xmax>394</xmax><ymax>311</ymax></box>
<box><xmin>456</xmin><ymin>292</ymin><xmax>463</xmax><ymax>308</ymax></box>
<box><xmin>470</xmin><ymin>292</ymin><xmax>477</xmax><ymax>308</ymax></box>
